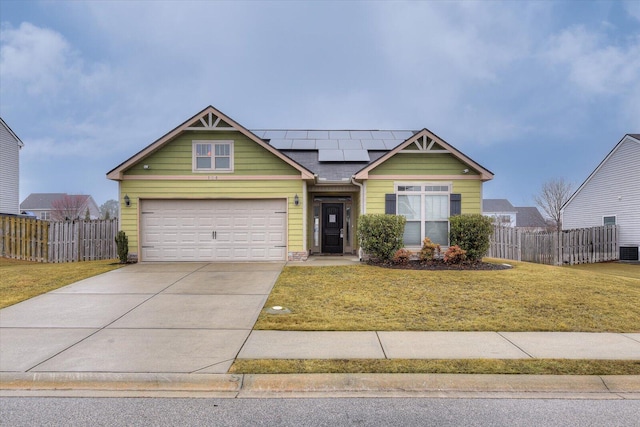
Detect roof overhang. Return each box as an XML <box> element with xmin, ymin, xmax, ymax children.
<box><xmin>107</xmin><ymin>105</ymin><xmax>315</xmax><ymax>181</ymax></box>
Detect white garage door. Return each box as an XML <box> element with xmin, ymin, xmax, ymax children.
<box><xmin>140</xmin><ymin>199</ymin><xmax>287</xmax><ymax>261</ymax></box>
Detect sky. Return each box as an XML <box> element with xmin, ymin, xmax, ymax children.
<box><xmin>1</xmin><ymin>0</ymin><xmax>639</xmax><ymax>211</ymax></box>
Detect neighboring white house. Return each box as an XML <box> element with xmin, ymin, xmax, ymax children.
<box><xmin>561</xmin><ymin>134</ymin><xmax>640</xmax><ymax>261</ymax></box>
<box><xmin>483</xmin><ymin>199</ymin><xmax>517</xmax><ymax>227</ymax></box>
<box><xmin>0</xmin><ymin>118</ymin><xmax>24</xmax><ymax>215</ymax></box>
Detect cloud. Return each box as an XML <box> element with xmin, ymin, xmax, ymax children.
<box><xmin>624</xmin><ymin>1</ymin><xmax>640</xmax><ymax>22</ymax></box>
<box><xmin>0</xmin><ymin>22</ymin><xmax>110</xmax><ymax>98</ymax></box>
<box><xmin>545</xmin><ymin>25</ymin><xmax>640</xmax><ymax>96</ymax></box>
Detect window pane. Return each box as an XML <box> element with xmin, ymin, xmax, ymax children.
<box><xmin>215</xmin><ymin>144</ymin><xmax>229</xmax><ymax>156</ymax></box>
<box><xmin>196</xmin><ymin>157</ymin><xmax>211</xmax><ymax>169</ymax></box>
<box><xmin>604</xmin><ymin>216</ymin><xmax>616</xmax><ymax>226</ymax></box>
<box><xmin>398</xmin><ymin>185</ymin><xmax>421</xmax><ymax>192</ymax></box>
<box><xmin>398</xmin><ymin>195</ymin><xmax>421</xmax><ymax>220</ymax></box>
<box><xmin>403</xmin><ymin>221</ymin><xmax>421</xmax><ymax>246</ymax></box>
<box><xmin>425</xmin><ymin>195</ymin><xmax>448</xmax><ymax>220</ymax></box>
<box><xmin>196</xmin><ymin>144</ymin><xmax>211</xmax><ymax>156</ymax></box>
<box><xmin>425</xmin><ymin>221</ymin><xmax>448</xmax><ymax>246</ymax></box>
<box><xmin>215</xmin><ymin>157</ymin><xmax>230</xmax><ymax>169</ymax></box>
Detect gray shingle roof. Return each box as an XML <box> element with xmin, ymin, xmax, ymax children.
<box><xmin>482</xmin><ymin>199</ymin><xmax>516</xmax><ymax>213</ymax></box>
<box><xmin>515</xmin><ymin>206</ymin><xmax>547</xmax><ymax>228</ymax></box>
<box><xmin>20</xmin><ymin>193</ymin><xmax>90</xmax><ymax>210</ymax></box>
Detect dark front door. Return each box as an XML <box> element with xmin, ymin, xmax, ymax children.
<box><xmin>322</xmin><ymin>203</ymin><xmax>343</xmax><ymax>254</ymax></box>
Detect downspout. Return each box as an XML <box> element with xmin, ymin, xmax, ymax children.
<box><xmin>351</xmin><ymin>176</ymin><xmax>365</xmax><ymax>260</ymax></box>
<box><xmin>302</xmin><ymin>180</ymin><xmax>308</xmax><ymax>256</ymax></box>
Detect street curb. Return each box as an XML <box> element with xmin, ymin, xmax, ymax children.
<box><xmin>2</xmin><ymin>373</ymin><xmax>639</xmax><ymax>399</ymax></box>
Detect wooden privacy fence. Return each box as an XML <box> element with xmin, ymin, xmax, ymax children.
<box><xmin>0</xmin><ymin>215</ymin><xmax>119</xmax><ymax>262</ymax></box>
<box><xmin>487</xmin><ymin>225</ymin><xmax>619</xmax><ymax>265</ymax></box>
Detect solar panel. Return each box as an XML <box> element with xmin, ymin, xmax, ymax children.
<box><xmin>392</xmin><ymin>131</ymin><xmax>414</xmax><ymax>140</ymax></box>
<box><xmin>329</xmin><ymin>130</ymin><xmax>350</xmax><ymax>139</ymax></box>
<box><xmin>285</xmin><ymin>130</ymin><xmax>308</xmax><ymax>139</ymax></box>
<box><xmin>361</xmin><ymin>139</ymin><xmax>387</xmax><ymax>150</ymax></box>
<box><xmin>315</xmin><ymin>139</ymin><xmax>339</xmax><ymax>149</ymax></box>
<box><xmin>350</xmin><ymin>130</ymin><xmax>373</xmax><ymax>139</ymax></box>
<box><xmin>269</xmin><ymin>139</ymin><xmax>293</xmax><ymax>149</ymax></box>
<box><xmin>252</xmin><ymin>130</ymin><xmax>266</xmax><ymax>138</ymax></box>
<box><xmin>343</xmin><ymin>150</ymin><xmax>371</xmax><ymax>161</ymax></box>
<box><xmin>308</xmin><ymin>130</ymin><xmax>329</xmax><ymax>139</ymax></box>
<box><xmin>338</xmin><ymin>139</ymin><xmax>363</xmax><ymax>149</ymax></box>
<box><xmin>318</xmin><ymin>150</ymin><xmax>344</xmax><ymax>161</ymax></box>
<box><xmin>384</xmin><ymin>140</ymin><xmax>401</xmax><ymax>149</ymax></box>
<box><xmin>262</xmin><ymin>130</ymin><xmax>287</xmax><ymax>139</ymax></box>
<box><xmin>292</xmin><ymin>139</ymin><xmax>316</xmax><ymax>149</ymax></box>
<box><xmin>370</xmin><ymin>131</ymin><xmax>395</xmax><ymax>140</ymax></box>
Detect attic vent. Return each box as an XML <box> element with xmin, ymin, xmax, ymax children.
<box><xmin>620</xmin><ymin>246</ymin><xmax>639</xmax><ymax>261</ymax></box>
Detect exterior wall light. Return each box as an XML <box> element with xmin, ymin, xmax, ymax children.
<box><xmin>124</xmin><ymin>194</ymin><xmax>131</xmax><ymax>207</ymax></box>
<box><xmin>294</xmin><ymin>194</ymin><xmax>299</xmax><ymax>206</ymax></box>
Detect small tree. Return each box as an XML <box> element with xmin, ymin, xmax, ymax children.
<box><xmin>534</xmin><ymin>178</ymin><xmax>573</xmax><ymax>232</ymax></box>
<box><xmin>99</xmin><ymin>199</ymin><xmax>119</xmax><ymax>220</ymax></box>
<box><xmin>51</xmin><ymin>195</ymin><xmax>86</xmax><ymax>221</ymax></box>
<box><xmin>115</xmin><ymin>230</ymin><xmax>129</xmax><ymax>263</ymax></box>
<box><xmin>357</xmin><ymin>214</ymin><xmax>406</xmax><ymax>261</ymax></box>
<box><xmin>449</xmin><ymin>214</ymin><xmax>494</xmax><ymax>261</ymax></box>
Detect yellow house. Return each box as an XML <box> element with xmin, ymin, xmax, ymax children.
<box><xmin>107</xmin><ymin>105</ymin><xmax>493</xmax><ymax>262</ymax></box>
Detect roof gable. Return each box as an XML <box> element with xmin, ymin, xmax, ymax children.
<box><xmin>0</xmin><ymin>117</ymin><xmax>24</xmax><ymax>148</ymax></box>
<box><xmin>107</xmin><ymin>106</ymin><xmax>314</xmax><ymax>180</ymax></box>
<box><xmin>353</xmin><ymin>129</ymin><xmax>493</xmax><ymax>181</ymax></box>
<box><xmin>562</xmin><ymin>133</ymin><xmax>640</xmax><ymax>210</ymax></box>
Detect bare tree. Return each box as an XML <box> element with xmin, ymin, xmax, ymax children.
<box><xmin>50</xmin><ymin>195</ymin><xmax>86</xmax><ymax>221</ymax></box>
<box><xmin>99</xmin><ymin>199</ymin><xmax>119</xmax><ymax>219</ymax></box>
<box><xmin>534</xmin><ymin>178</ymin><xmax>574</xmax><ymax>232</ymax></box>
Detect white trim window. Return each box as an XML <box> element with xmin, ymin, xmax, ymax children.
<box><xmin>603</xmin><ymin>215</ymin><xmax>616</xmax><ymax>226</ymax></box>
<box><xmin>396</xmin><ymin>183</ymin><xmax>450</xmax><ymax>246</ymax></box>
<box><xmin>192</xmin><ymin>140</ymin><xmax>233</xmax><ymax>172</ymax></box>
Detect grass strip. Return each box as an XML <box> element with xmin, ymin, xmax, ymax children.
<box><xmin>230</xmin><ymin>359</ymin><xmax>640</xmax><ymax>376</ymax></box>
<box><xmin>0</xmin><ymin>258</ymin><xmax>123</xmax><ymax>308</ymax></box>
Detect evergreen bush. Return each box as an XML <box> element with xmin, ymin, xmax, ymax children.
<box><xmin>449</xmin><ymin>214</ymin><xmax>494</xmax><ymax>261</ymax></box>
<box><xmin>357</xmin><ymin>214</ymin><xmax>406</xmax><ymax>261</ymax></box>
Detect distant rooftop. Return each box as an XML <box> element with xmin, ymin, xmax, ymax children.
<box><xmin>482</xmin><ymin>199</ymin><xmax>516</xmax><ymax>213</ymax></box>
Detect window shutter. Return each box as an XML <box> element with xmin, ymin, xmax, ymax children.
<box><xmin>385</xmin><ymin>194</ymin><xmax>396</xmax><ymax>214</ymax></box>
<box><xmin>450</xmin><ymin>193</ymin><xmax>461</xmax><ymax>216</ymax></box>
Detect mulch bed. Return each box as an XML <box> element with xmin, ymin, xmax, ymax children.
<box><xmin>368</xmin><ymin>259</ymin><xmax>512</xmax><ymax>271</ymax></box>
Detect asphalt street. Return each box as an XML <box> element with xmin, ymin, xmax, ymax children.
<box><xmin>2</xmin><ymin>397</ymin><xmax>640</xmax><ymax>427</ymax></box>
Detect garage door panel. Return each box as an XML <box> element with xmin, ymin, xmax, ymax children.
<box><xmin>141</xmin><ymin>199</ymin><xmax>287</xmax><ymax>261</ymax></box>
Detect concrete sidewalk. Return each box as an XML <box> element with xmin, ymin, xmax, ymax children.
<box><xmin>238</xmin><ymin>331</ymin><xmax>640</xmax><ymax>360</ymax></box>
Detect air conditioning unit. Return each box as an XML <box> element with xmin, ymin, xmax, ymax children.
<box><xmin>620</xmin><ymin>246</ymin><xmax>639</xmax><ymax>261</ymax></box>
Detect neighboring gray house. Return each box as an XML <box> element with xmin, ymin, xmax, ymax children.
<box><xmin>561</xmin><ymin>134</ymin><xmax>640</xmax><ymax>261</ymax></box>
<box><xmin>20</xmin><ymin>193</ymin><xmax>100</xmax><ymax>220</ymax></box>
<box><xmin>514</xmin><ymin>206</ymin><xmax>548</xmax><ymax>231</ymax></box>
<box><xmin>0</xmin><ymin>118</ymin><xmax>24</xmax><ymax>215</ymax></box>
<box><xmin>483</xmin><ymin>199</ymin><xmax>548</xmax><ymax>231</ymax></box>
<box><xmin>483</xmin><ymin>199</ymin><xmax>517</xmax><ymax>227</ymax></box>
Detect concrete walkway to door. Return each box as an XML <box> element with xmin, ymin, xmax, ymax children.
<box><xmin>0</xmin><ymin>262</ymin><xmax>283</xmax><ymax>375</ymax></box>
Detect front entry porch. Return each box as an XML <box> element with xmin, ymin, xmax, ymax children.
<box><xmin>309</xmin><ymin>195</ymin><xmax>356</xmax><ymax>256</ymax></box>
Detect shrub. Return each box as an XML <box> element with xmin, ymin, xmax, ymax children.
<box><xmin>418</xmin><ymin>237</ymin><xmax>441</xmax><ymax>262</ymax></box>
<box><xmin>449</xmin><ymin>214</ymin><xmax>494</xmax><ymax>261</ymax></box>
<box><xmin>392</xmin><ymin>248</ymin><xmax>412</xmax><ymax>265</ymax></box>
<box><xmin>357</xmin><ymin>214</ymin><xmax>406</xmax><ymax>261</ymax></box>
<box><xmin>444</xmin><ymin>245</ymin><xmax>467</xmax><ymax>264</ymax></box>
<box><xmin>114</xmin><ymin>230</ymin><xmax>129</xmax><ymax>264</ymax></box>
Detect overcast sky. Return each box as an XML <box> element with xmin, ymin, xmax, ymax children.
<box><xmin>2</xmin><ymin>0</ymin><xmax>639</xmax><ymax>210</ymax></box>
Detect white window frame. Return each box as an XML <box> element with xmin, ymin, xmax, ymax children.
<box><xmin>396</xmin><ymin>182</ymin><xmax>451</xmax><ymax>247</ymax></box>
<box><xmin>603</xmin><ymin>215</ymin><xmax>616</xmax><ymax>226</ymax></box>
<box><xmin>192</xmin><ymin>140</ymin><xmax>234</xmax><ymax>172</ymax></box>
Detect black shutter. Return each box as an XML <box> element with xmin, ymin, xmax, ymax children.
<box><xmin>385</xmin><ymin>194</ymin><xmax>396</xmax><ymax>214</ymax></box>
<box><xmin>450</xmin><ymin>193</ymin><xmax>461</xmax><ymax>216</ymax></box>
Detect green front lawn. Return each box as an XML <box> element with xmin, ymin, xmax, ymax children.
<box><xmin>0</xmin><ymin>258</ymin><xmax>123</xmax><ymax>308</ymax></box>
<box><xmin>256</xmin><ymin>259</ymin><xmax>640</xmax><ymax>332</ymax></box>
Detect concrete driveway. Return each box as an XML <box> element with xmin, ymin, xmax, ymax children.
<box><xmin>0</xmin><ymin>262</ymin><xmax>283</xmax><ymax>374</ymax></box>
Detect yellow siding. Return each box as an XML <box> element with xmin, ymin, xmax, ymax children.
<box><xmin>125</xmin><ymin>131</ymin><xmax>300</xmax><ymax>176</ymax></box>
<box><xmin>369</xmin><ymin>153</ymin><xmax>480</xmax><ymax>176</ymax></box>
<box><xmin>120</xmin><ymin>179</ymin><xmax>304</xmax><ymax>254</ymax></box>
<box><xmin>365</xmin><ymin>179</ymin><xmax>483</xmax><ymax>214</ymax></box>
